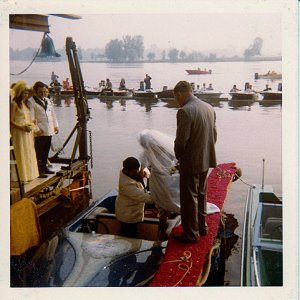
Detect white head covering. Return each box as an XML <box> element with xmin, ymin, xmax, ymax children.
<box><xmin>139</xmin><ymin>129</ymin><xmax>176</xmax><ymax>175</ymax></box>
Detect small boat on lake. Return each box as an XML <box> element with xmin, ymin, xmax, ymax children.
<box><xmin>49</xmin><ymin>87</ymin><xmax>100</xmax><ymax>98</ymax></box>
<box><xmin>186</xmin><ymin>68</ymin><xmax>212</xmax><ymax>75</ymax></box>
<box><xmin>155</xmin><ymin>87</ymin><xmax>174</xmax><ymax>100</ymax></box>
<box><xmin>229</xmin><ymin>91</ymin><xmax>259</xmax><ymax>101</ymax></box>
<box><xmin>254</xmin><ymin>72</ymin><xmax>282</xmax><ymax>80</ymax></box>
<box><xmin>100</xmin><ymin>89</ymin><xmax>133</xmax><ymax>99</ymax></box>
<box><xmin>194</xmin><ymin>91</ymin><xmax>223</xmax><ymax>101</ymax></box>
<box><xmin>133</xmin><ymin>90</ymin><xmax>157</xmax><ymax>99</ymax></box>
<box><xmin>241</xmin><ymin>161</ymin><xmax>282</xmax><ymax>286</ymax></box>
<box><xmin>260</xmin><ymin>90</ymin><xmax>282</xmax><ymax>101</ymax></box>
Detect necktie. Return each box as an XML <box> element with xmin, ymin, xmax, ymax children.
<box><xmin>43</xmin><ymin>98</ymin><xmax>47</xmax><ymax>110</ymax></box>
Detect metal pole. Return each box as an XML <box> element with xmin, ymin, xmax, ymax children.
<box><xmin>262</xmin><ymin>158</ymin><xmax>265</xmax><ymax>190</ymax></box>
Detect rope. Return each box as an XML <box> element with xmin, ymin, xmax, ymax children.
<box><xmin>162</xmin><ymin>250</ymin><xmax>193</xmax><ymax>286</ymax></box>
<box><xmin>234</xmin><ymin>173</ymin><xmax>256</xmax><ymax>188</ymax></box>
<box><xmin>216</xmin><ymin>166</ymin><xmax>255</xmax><ymax>188</ymax></box>
<box><xmin>10</xmin><ymin>33</ymin><xmax>45</xmax><ymax>76</ymax></box>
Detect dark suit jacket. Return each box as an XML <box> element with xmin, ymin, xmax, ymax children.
<box><xmin>174</xmin><ymin>95</ymin><xmax>217</xmax><ymax>173</ymax></box>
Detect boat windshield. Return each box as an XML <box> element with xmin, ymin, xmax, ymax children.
<box><xmin>257</xmin><ymin>202</ymin><xmax>282</xmax><ymax>247</ymax></box>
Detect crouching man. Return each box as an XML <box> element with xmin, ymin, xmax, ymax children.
<box><xmin>115</xmin><ymin>157</ymin><xmax>154</xmax><ymax>238</ymax></box>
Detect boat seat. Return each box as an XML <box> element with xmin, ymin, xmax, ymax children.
<box><xmin>84</xmin><ymin>206</ymin><xmax>109</xmax><ymax>219</ymax></box>
<box><xmin>263</xmin><ymin>217</ymin><xmax>282</xmax><ymax>240</ymax></box>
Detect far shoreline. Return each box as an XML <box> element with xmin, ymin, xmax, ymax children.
<box><xmin>10</xmin><ymin>56</ymin><xmax>282</xmax><ymax>63</ymax></box>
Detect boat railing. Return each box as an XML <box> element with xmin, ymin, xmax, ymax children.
<box><xmin>253</xmin><ymin>247</ymin><xmax>261</xmax><ymax>287</ymax></box>
<box><xmin>240</xmin><ymin>185</ymin><xmax>254</xmax><ymax>286</ymax></box>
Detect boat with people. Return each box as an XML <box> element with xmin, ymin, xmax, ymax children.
<box><xmin>254</xmin><ymin>71</ymin><xmax>282</xmax><ymax>80</ymax></box>
<box><xmin>259</xmin><ymin>90</ymin><xmax>282</xmax><ymax>101</ymax></box>
<box><xmin>20</xmin><ymin>162</ymin><xmax>238</xmax><ymax>287</ymax></box>
<box><xmin>240</xmin><ymin>183</ymin><xmax>282</xmax><ymax>286</ymax></box>
<box><xmin>49</xmin><ymin>87</ymin><xmax>100</xmax><ymax>98</ymax></box>
<box><xmin>259</xmin><ymin>83</ymin><xmax>282</xmax><ymax>101</ymax></box>
<box><xmin>229</xmin><ymin>82</ymin><xmax>260</xmax><ymax>101</ymax></box>
<box><xmin>186</xmin><ymin>68</ymin><xmax>212</xmax><ymax>75</ymax></box>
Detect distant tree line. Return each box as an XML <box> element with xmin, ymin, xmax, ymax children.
<box><xmin>10</xmin><ymin>36</ymin><xmax>280</xmax><ymax>62</ymax></box>
<box><xmin>105</xmin><ymin>35</ymin><xmax>144</xmax><ymax>62</ymax></box>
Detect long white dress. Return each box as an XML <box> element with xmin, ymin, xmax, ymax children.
<box><xmin>139</xmin><ymin>129</ymin><xmax>220</xmax><ymax>215</ymax></box>
<box><xmin>139</xmin><ymin>129</ymin><xmax>181</xmax><ymax>214</ymax></box>
<box><xmin>11</xmin><ymin>102</ymin><xmax>39</xmax><ymax>182</ymax></box>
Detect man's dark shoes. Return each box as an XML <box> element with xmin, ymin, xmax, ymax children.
<box><xmin>38</xmin><ymin>173</ymin><xmax>48</xmax><ymax>178</ymax></box>
<box><xmin>45</xmin><ymin>168</ymin><xmax>55</xmax><ymax>174</ymax></box>
<box><xmin>172</xmin><ymin>233</ymin><xmax>199</xmax><ymax>244</ymax></box>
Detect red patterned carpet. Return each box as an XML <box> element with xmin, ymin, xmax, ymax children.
<box><xmin>150</xmin><ymin>162</ymin><xmax>237</xmax><ymax>287</ymax></box>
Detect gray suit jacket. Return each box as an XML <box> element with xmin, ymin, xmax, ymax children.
<box><xmin>174</xmin><ymin>95</ymin><xmax>217</xmax><ymax>173</ymax></box>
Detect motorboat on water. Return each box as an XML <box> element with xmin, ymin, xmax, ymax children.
<box><xmin>194</xmin><ymin>91</ymin><xmax>223</xmax><ymax>101</ymax></box>
<box><xmin>19</xmin><ymin>163</ymin><xmax>239</xmax><ymax>287</ymax></box>
<box><xmin>155</xmin><ymin>88</ymin><xmax>174</xmax><ymax>100</ymax></box>
<box><xmin>49</xmin><ymin>87</ymin><xmax>100</xmax><ymax>98</ymax></box>
<box><xmin>22</xmin><ymin>189</ymin><xmax>180</xmax><ymax>287</ymax></box>
<box><xmin>100</xmin><ymin>89</ymin><xmax>133</xmax><ymax>99</ymax></box>
<box><xmin>240</xmin><ymin>182</ymin><xmax>282</xmax><ymax>286</ymax></box>
<box><xmin>133</xmin><ymin>89</ymin><xmax>157</xmax><ymax>99</ymax></box>
<box><xmin>186</xmin><ymin>68</ymin><xmax>212</xmax><ymax>75</ymax></box>
<box><xmin>229</xmin><ymin>91</ymin><xmax>259</xmax><ymax>101</ymax></box>
<box><xmin>254</xmin><ymin>72</ymin><xmax>282</xmax><ymax>80</ymax></box>
<box><xmin>259</xmin><ymin>90</ymin><xmax>282</xmax><ymax>101</ymax></box>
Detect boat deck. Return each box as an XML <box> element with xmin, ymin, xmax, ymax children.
<box><xmin>11</xmin><ymin>161</ymin><xmax>88</xmax><ymax>216</ymax></box>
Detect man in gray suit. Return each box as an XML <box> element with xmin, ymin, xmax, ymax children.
<box><xmin>173</xmin><ymin>81</ymin><xmax>217</xmax><ymax>243</ymax></box>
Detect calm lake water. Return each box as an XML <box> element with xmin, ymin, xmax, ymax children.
<box><xmin>10</xmin><ymin>60</ymin><xmax>282</xmax><ymax>286</ymax></box>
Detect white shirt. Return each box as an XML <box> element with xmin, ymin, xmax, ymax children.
<box><xmin>29</xmin><ymin>97</ymin><xmax>59</xmax><ymax>136</ymax></box>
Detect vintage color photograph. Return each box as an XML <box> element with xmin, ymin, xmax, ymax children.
<box><xmin>1</xmin><ymin>0</ymin><xmax>298</xmax><ymax>299</ymax></box>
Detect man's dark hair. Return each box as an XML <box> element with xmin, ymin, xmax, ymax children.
<box><xmin>173</xmin><ymin>80</ymin><xmax>192</xmax><ymax>94</ymax></box>
<box><xmin>33</xmin><ymin>81</ymin><xmax>47</xmax><ymax>91</ymax></box>
<box><xmin>123</xmin><ymin>157</ymin><xmax>140</xmax><ymax>170</ymax></box>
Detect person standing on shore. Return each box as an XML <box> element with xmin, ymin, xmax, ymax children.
<box><xmin>29</xmin><ymin>81</ymin><xmax>59</xmax><ymax>178</ymax></box>
<box><xmin>172</xmin><ymin>80</ymin><xmax>217</xmax><ymax>243</ymax></box>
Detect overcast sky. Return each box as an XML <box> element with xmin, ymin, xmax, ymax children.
<box><xmin>8</xmin><ymin>4</ymin><xmax>283</xmax><ymax>56</ymax></box>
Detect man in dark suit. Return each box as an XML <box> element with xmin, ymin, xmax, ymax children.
<box><xmin>173</xmin><ymin>81</ymin><xmax>217</xmax><ymax>243</ymax></box>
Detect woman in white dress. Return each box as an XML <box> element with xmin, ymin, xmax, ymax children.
<box><xmin>139</xmin><ymin>129</ymin><xmax>180</xmax><ymax>214</ymax></box>
<box><xmin>10</xmin><ymin>81</ymin><xmax>39</xmax><ymax>183</ymax></box>
<box><xmin>139</xmin><ymin>129</ymin><xmax>180</xmax><ymax>240</ymax></box>
<box><xmin>138</xmin><ymin>129</ymin><xmax>220</xmax><ymax>240</ymax></box>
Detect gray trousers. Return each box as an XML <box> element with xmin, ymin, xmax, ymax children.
<box><xmin>179</xmin><ymin>169</ymin><xmax>208</xmax><ymax>240</ymax></box>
